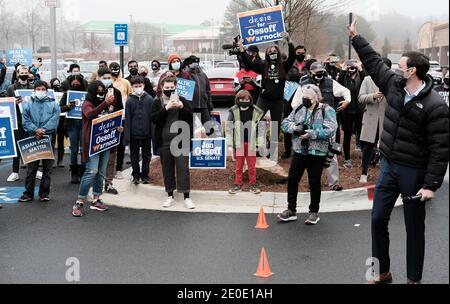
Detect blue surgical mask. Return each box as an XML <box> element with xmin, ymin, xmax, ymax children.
<box><xmin>101</xmin><ymin>79</ymin><xmax>112</xmax><ymax>88</ymax></box>
<box><xmin>35</xmin><ymin>91</ymin><xmax>47</xmax><ymax>100</ymax></box>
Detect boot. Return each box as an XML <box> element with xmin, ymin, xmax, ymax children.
<box><xmin>70</xmin><ymin>165</ymin><xmax>79</xmax><ymax>184</ymax></box>
<box><xmin>78</xmin><ymin>164</ymin><xmax>86</xmax><ymax>183</ymax></box>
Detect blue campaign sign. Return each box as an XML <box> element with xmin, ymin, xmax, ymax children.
<box><xmin>114</xmin><ymin>24</ymin><xmax>128</xmax><ymax>46</ymax></box>
<box><xmin>0</xmin><ymin>97</ymin><xmax>18</xmax><ymax>130</ymax></box>
<box><xmin>190</xmin><ymin>138</ymin><xmax>227</xmax><ymax>169</ymax></box>
<box><xmin>18</xmin><ymin>135</ymin><xmax>54</xmax><ymax>165</ymax></box>
<box><xmin>284</xmin><ymin>81</ymin><xmax>300</xmax><ymax>102</ymax></box>
<box><xmin>15</xmin><ymin>89</ymin><xmax>34</xmax><ymax>113</ymax></box>
<box><xmin>238</xmin><ymin>5</ymin><xmax>286</xmax><ymax>46</ymax></box>
<box><xmin>6</xmin><ymin>48</ymin><xmax>33</xmax><ymax>67</ymax></box>
<box><xmin>66</xmin><ymin>91</ymin><xmax>87</xmax><ymax>120</ymax></box>
<box><xmin>89</xmin><ymin>110</ymin><xmax>123</xmax><ymax>157</ymax></box>
<box><xmin>0</xmin><ymin>116</ymin><xmax>17</xmax><ymax>159</ymax></box>
<box><xmin>177</xmin><ymin>78</ymin><xmax>196</xmax><ymax>101</ymax></box>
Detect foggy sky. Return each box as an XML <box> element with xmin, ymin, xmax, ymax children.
<box><xmin>6</xmin><ymin>0</ymin><xmax>450</xmax><ymax>24</ymax></box>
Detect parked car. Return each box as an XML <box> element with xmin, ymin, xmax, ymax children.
<box><xmin>64</xmin><ymin>58</ymin><xmax>86</xmax><ymax>64</ymax></box>
<box><xmin>215</xmin><ymin>61</ymin><xmax>239</xmax><ymax>68</ymax></box>
<box><xmin>206</xmin><ymin>67</ymin><xmax>239</xmax><ymax>106</ymax></box>
<box><xmin>39</xmin><ymin>60</ymin><xmax>72</xmax><ymax>84</ymax></box>
<box><xmin>428</xmin><ymin>61</ymin><xmax>443</xmax><ymax>86</ymax></box>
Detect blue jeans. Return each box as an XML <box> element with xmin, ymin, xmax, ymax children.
<box><xmin>68</xmin><ymin>121</ymin><xmax>82</xmax><ymax>166</ymax></box>
<box><xmin>372</xmin><ymin>157</ymin><xmax>427</xmax><ymax>282</ymax></box>
<box><xmin>78</xmin><ymin>150</ymin><xmax>110</xmax><ymax>202</ymax></box>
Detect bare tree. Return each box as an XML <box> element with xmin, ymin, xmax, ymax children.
<box><xmin>24</xmin><ymin>0</ymin><xmax>47</xmax><ymax>51</ymax></box>
<box><xmin>83</xmin><ymin>33</ymin><xmax>105</xmax><ymax>54</ymax></box>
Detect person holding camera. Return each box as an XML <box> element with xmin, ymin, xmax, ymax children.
<box><xmin>237</xmin><ymin>33</ymin><xmax>296</xmax><ymax>153</ymax></box>
<box><xmin>349</xmin><ymin>20</ymin><xmax>449</xmax><ymax>284</ymax></box>
<box><xmin>278</xmin><ymin>85</ymin><xmax>338</xmax><ymax>225</ymax></box>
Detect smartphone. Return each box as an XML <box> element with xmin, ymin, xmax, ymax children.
<box><xmin>107</xmin><ymin>88</ymin><xmax>114</xmax><ymax>97</ymax></box>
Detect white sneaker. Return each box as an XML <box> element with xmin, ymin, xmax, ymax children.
<box><xmin>115</xmin><ymin>171</ymin><xmax>124</xmax><ymax>180</ymax></box>
<box><xmin>36</xmin><ymin>171</ymin><xmax>43</xmax><ymax>180</ymax></box>
<box><xmin>7</xmin><ymin>172</ymin><xmax>20</xmax><ymax>182</ymax></box>
<box><xmin>184</xmin><ymin>198</ymin><xmax>196</xmax><ymax>210</ymax></box>
<box><xmin>359</xmin><ymin>175</ymin><xmax>368</xmax><ymax>184</ymax></box>
<box><xmin>163</xmin><ymin>197</ymin><xmax>175</xmax><ymax>208</ymax></box>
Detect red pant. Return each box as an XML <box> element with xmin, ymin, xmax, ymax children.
<box><xmin>234</xmin><ymin>142</ymin><xmax>257</xmax><ymax>186</ymax></box>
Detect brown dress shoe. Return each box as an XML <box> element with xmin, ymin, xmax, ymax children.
<box><xmin>367</xmin><ymin>272</ymin><xmax>393</xmax><ymax>284</ymax></box>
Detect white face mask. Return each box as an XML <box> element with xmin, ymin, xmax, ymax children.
<box><xmin>101</xmin><ymin>79</ymin><xmax>112</xmax><ymax>88</ymax></box>
<box><xmin>171</xmin><ymin>62</ymin><xmax>181</xmax><ymax>71</ymax></box>
<box><xmin>35</xmin><ymin>91</ymin><xmax>47</xmax><ymax>100</ymax></box>
<box><xmin>134</xmin><ymin>87</ymin><xmax>144</xmax><ymax>96</ymax></box>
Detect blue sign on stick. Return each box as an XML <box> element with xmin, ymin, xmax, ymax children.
<box><xmin>284</xmin><ymin>81</ymin><xmax>300</xmax><ymax>102</ymax></box>
<box><xmin>176</xmin><ymin>78</ymin><xmax>196</xmax><ymax>102</ymax></box>
<box><xmin>238</xmin><ymin>5</ymin><xmax>286</xmax><ymax>46</ymax></box>
<box><xmin>114</xmin><ymin>24</ymin><xmax>129</xmax><ymax>46</ymax></box>
<box><xmin>6</xmin><ymin>49</ymin><xmax>33</xmax><ymax>67</ymax></box>
<box><xmin>190</xmin><ymin>138</ymin><xmax>227</xmax><ymax>169</ymax></box>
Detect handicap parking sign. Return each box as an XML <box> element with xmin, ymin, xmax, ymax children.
<box><xmin>114</xmin><ymin>24</ymin><xmax>128</xmax><ymax>46</ymax></box>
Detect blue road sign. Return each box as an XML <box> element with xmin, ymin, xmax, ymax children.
<box><xmin>114</xmin><ymin>24</ymin><xmax>128</xmax><ymax>46</ymax></box>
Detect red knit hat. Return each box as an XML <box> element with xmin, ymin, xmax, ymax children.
<box><xmin>168</xmin><ymin>54</ymin><xmax>182</xmax><ymax>65</ymax></box>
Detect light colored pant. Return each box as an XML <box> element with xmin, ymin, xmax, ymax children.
<box><xmin>327</xmin><ymin>154</ymin><xmax>340</xmax><ymax>188</ymax></box>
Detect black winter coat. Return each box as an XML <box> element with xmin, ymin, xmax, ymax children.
<box><xmin>352</xmin><ymin>35</ymin><xmax>449</xmax><ymax>191</ymax></box>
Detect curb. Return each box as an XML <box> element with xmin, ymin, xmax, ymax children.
<box><xmin>104</xmin><ymin>167</ymin><xmax>404</xmax><ymax>214</ymax></box>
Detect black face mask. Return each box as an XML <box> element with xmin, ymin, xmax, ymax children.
<box><xmin>312</xmin><ymin>73</ymin><xmax>325</xmax><ymax>83</ymax></box>
<box><xmin>296</xmin><ymin>54</ymin><xmax>305</xmax><ymax>62</ymax></box>
<box><xmin>19</xmin><ymin>75</ymin><xmax>29</xmax><ymax>82</ymax></box>
<box><xmin>140</xmin><ymin>73</ymin><xmax>148</xmax><ymax>78</ymax></box>
<box><xmin>129</xmin><ymin>68</ymin><xmax>138</xmax><ymax>76</ymax></box>
<box><xmin>72</xmin><ymin>85</ymin><xmax>81</xmax><ymax>91</ymax></box>
<box><xmin>444</xmin><ymin>78</ymin><xmax>449</xmax><ymax>86</ymax></box>
<box><xmin>111</xmin><ymin>69</ymin><xmax>120</xmax><ymax>77</ymax></box>
<box><xmin>152</xmin><ymin>65</ymin><xmax>159</xmax><ymax>71</ymax></box>
<box><xmin>239</xmin><ymin>102</ymin><xmax>251</xmax><ymax>108</ymax></box>
<box><xmin>348</xmin><ymin>68</ymin><xmax>357</xmax><ymax>75</ymax></box>
<box><xmin>303</xmin><ymin>98</ymin><xmax>313</xmax><ymax>108</ymax></box>
<box><xmin>97</xmin><ymin>93</ymin><xmax>106</xmax><ymax>102</ymax></box>
<box><xmin>163</xmin><ymin>89</ymin><xmax>176</xmax><ymax>98</ymax></box>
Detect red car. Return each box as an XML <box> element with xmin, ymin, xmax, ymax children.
<box><xmin>206</xmin><ymin>67</ymin><xmax>239</xmax><ymax>106</ymax></box>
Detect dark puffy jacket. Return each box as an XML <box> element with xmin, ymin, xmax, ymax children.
<box><xmin>338</xmin><ymin>70</ymin><xmax>366</xmax><ymax>114</ymax></box>
<box><xmin>123</xmin><ymin>92</ymin><xmax>154</xmax><ymax>146</ymax></box>
<box><xmin>188</xmin><ymin>68</ymin><xmax>212</xmax><ymax>110</ymax></box>
<box><xmin>353</xmin><ymin>35</ymin><xmax>449</xmax><ymax>191</ymax></box>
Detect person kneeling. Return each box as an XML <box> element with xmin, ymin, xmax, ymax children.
<box><xmin>278</xmin><ymin>84</ymin><xmax>338</xmax><ymax>225</ymax></box>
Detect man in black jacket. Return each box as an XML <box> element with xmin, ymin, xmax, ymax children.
<box><xmin>349</xmin><ymin>20</ymin><xmax>449</xmax><ymax>284</ymax></box>
<box><xmin>126</xmin><ymin>60</ymin><xmax>156</xmax><ymax>98</ymax></box>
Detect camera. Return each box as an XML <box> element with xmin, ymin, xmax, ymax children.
<box><xmin>294</xmin><ymin>124</ymin><xmax>310</xmax><ymax>146</ymax></box>
<box><xmin>324</xmin><ymin>142</ymin><xmax>342</xmax><ymax>168</ymax></box>
<box><xmin>222</xmin><ymin>35</ymin><xmax>241</xmax><ymax>56</ymax></box>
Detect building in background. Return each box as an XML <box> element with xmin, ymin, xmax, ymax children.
<box><xmin>417</xmin><ymin>21</ymin><xmax>449</xmax><ymax>67</ymax></box>
<box><xmin>168</xmin><ymin>27</ymin><xmax>221</xmax><ymax>54</ymax></box>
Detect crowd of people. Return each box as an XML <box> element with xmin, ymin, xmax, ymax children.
<box><xmin>0</xmin><ymin>22</ymin><xmax>449</xmax><ymax>284</ymax></box>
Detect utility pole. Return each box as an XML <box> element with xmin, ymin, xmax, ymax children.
<box><xmin>46</xmin><ymin>0</ymin><xmax>59</xmax><ymax>80</ymax></box>
<box><xmin>348</xmin><ymin>12</ymin><xmax>353</xmax><ymax>60</ymax></box>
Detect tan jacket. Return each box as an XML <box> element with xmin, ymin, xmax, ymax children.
<box><xmin>358</xmin><ymin>76</ymin><xmax>386</xmax><ymax>144</ymax></box>
<box><xmin>113</xmin><ymin>73</ymin><xmax>133</xmax><ymax>108</ymax></box>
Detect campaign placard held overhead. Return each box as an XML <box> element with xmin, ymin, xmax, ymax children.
<box><xmin>176</xmin><ymin>78</ymin><xmax>196</xmax><ymax>102</ymax></box>
<box><xmin>17</xmin><ymin>135</ymin><xmax>54</xmax><ymax>165</ymax></box>
<box><xmin>89</xmin><ymin>110</ymin><xmax>123</xmax><ymax>157</ymax></box>
<box><xmin>6</xmin><ymin>49</ymin><xmax>33</xmax><ymax>67</ymax></box>
<box><xmin>0</xmin><ymin>116</ymin><xmax>17</xmax><ymax>159</ymax></box>
<box><xmin>190</xmin><ymin>138</ymin><xmax>227</xmax><ymax>169</ymax></box>
<box><xmin>238</xmin><ymin>5</ymin><xmax>286</xmax><ymax>46</ymax></box>
<box><xmin>66</xmin><ymin>91</ymin><xmax>87</xmax><ymax>120</ymax></box>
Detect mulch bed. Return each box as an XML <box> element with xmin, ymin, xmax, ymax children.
<box><xmin>148</xmin><ymin>140</ymin><xmax>380</xmax><ymax>193</ymax></box>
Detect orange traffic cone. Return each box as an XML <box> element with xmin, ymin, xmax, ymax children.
<box><xmin>255</xmin><ymin>207</ymin><xmax>269</xmax><ymax>229</ymax></box>
<box><xmin>254</xmin><ymin>247</ymin><xmax>274</xmax><ymax>278</ymax></box>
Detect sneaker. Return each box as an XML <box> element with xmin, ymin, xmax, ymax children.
<box><xmin>278</xmin><ymin>209</ymin><xmax>298</xmax><ymax>222</ymax></box>
<box><xmin>305</xmin><ymin>213</ymin><xmax>321</xmax><ymax>225</ymax></box>
<box><xmin>359</xmin><ymin>175</ymin><xmax>368</xmax><ymax>184</ymax></box>
<box><xmin>163</xmin><ymin>197</ymin><xmax>175</xmax><ymax>208</ymax></box>
<box><xmin>141</xmin><ymin>178</ymin><xmax>150</xmax><ymax>185</ymax></box>
<box><xmin>39</xmin><ymin>194</ymin><xmax>50</xmax><ymax>202</ymax></box>
<box><xmin>7</xmin><ymin>172</ymin><xmax>20</xmax><ymax>182</ymax></box>
<box><xmin>105</xmin><ymin>184</ymin><xmax>119</xmax><ymax>195</ymax></box>
<box><xmin>57</xmin><ymin>161</ymin><xmax>65</xmax><ymax>168</ymax></box>
<box><xmin>228</xmin><ymin>184</ymin><xmax>242</xmax><ymax>194</ymax></box>
<box><xmin>36</xmin><ymin>171</ymin><xmax>43</xmax><ymax>180</ymax></box>
<box><xmin>18</xmin><ymin>194</ymin><xmax>33</xmax><ymax>203</ymax></box>
<box><xmin>90</xmin><ymin>200</ymin><xmax>109</xmax><ymax>212</ymax></box>
<box><xmin>115</xmin><ymin>171</ymin><xmax>124</xmax><ymax>180</ymax></box>
<box><xmin>249</xmin><ymin>185</ymin><xmax>261</xmax><ymax>195</ymax></box>
<box><xmin>132</xmin><ymin>177</ymin><xmax>140</xmax><ymax>185</ymax></box>
<box><xmin>72</xmin><ymin>201</ymin><xmax>85</xmax><ymax>217</ymax></box>
<box><xmin>343</xmin><ymin>160</ymin><xmax>352</xmax><ymax>169</ymax></box>
<box><xmin>184</xmin><ymin>198</ymin><xmax>196</xmax><ymax>210</ymax></box>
